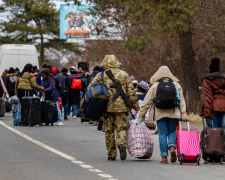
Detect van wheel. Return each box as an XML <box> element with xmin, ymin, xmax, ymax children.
<box><xmin>66</xmin><ymin>33</ymin><xmax>71</xmax><ymax>38</ymax></box>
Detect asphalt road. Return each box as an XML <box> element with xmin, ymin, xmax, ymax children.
<box><xmin>0</xmin><ymin>113</ymin><xmax>224</xmax><ymax>180</ymax></box>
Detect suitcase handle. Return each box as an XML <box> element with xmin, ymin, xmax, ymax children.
<box><xmin>202</xmin><ymin>116</ymin><xmax>214</xmax><ymax>128</ymax></box>
<box><xmin>179</xmin><ymin>119</ymin><xmax>190</xmax><ymax>131</ymax></box>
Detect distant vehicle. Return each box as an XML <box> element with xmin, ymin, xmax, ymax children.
<box><xmin>0</xmin><ymin>44</ymin><xmax>39</xmax><ymax>74</ymax></box>
<box><xmin>64</xmin><ymin>27</ymin><xmax>90</xmax><ymax>38</ymax></box>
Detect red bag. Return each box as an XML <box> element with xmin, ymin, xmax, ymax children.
<box><xmin>71</xmin><ymin>79</ymin><xmax>82</xmax><ymax>89</ymax></box>
<box><xmin>58</xmin><ymin>97</ymin><xmax>62</xmax><ymax>109</ymax></box>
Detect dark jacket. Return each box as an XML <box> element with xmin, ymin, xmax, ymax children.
<box><xmin>39</xmin><ymin>76</ymin><xmax>59</xmax><ymax>102</ymax></box>
<box><xmin>6</xmin><ymin>73</ymin><xmax>18</xmax><ymax>97</ymax></box>
<box><xmin>78</xmin><ymin>72</ymin><xmax>87</xmax><ymax>92</ymax></box>
<box><xmin>201</xmin><ymin>72</ymin><xmax>225</xmax><ymax>119</ymax></box>
<box><xmin>58</xmin><ymin>72</ymin><xmax>70</xmax><ymax>92</ymax></box>
<box><xmin>36</xmin><ymin>71</ymin><xmax>42</xmax><ymax>86</ymax></box>
<box><xmin>68</xmin><ymin>74</ymin><xmax>81</xmax><ymax>106</ymax></box>
<box><xmin>87</xmin><ymin>71</ymin><xmax>101</xmax><ymax>86</ymax></box>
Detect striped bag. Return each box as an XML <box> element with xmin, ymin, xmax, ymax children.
<box><xmin>127</xmin><ymin>119</ymin><xmax>154</xmax><ymax>159</ymax></box>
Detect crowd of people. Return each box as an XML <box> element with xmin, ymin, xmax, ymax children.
<box><xmin>0</xmin><ymin>55</ymin><xmax>224</xmax><ymax>163</ymax></box>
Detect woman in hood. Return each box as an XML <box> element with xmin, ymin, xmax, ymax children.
<box><xmin>139</xmin><ymin>66</ymin><xmax>187</xmax><ymax>164</ymax></box>
<box><xmin>201</xmin><ymin>58</ymin><xmax>225</xmax><ymax>128</ymax></box>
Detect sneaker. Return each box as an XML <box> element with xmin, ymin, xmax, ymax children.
<box><xmin>119</xmin><ymin>144</ymin><xmax>127</xmax><ymax>161</ymax></box>
<box><xmin>73</xmin><ymin>115</ymin><xmax>77</xmax><ymax>119</ymax></box>
<box><xmin>57</xmin><ymin>122</ymin><xmax>64</xmax><ymax>126</ymax></box>
<box><xmin>67</xmin><ymin>115</ymin><xmax>71</xmax><ymax>119</ymax></box>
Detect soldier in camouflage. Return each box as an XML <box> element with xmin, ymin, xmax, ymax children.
<box><xmin>91</xmin><ymin>55</ymin><xmax>139</xmax><ymax>161</ymax></box>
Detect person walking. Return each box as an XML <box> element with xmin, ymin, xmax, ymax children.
<box><xmin>68</xmin><ymin>66</ymin><xmax>82</xmax><ymax>119</ymax></box>
<box><xmin>6</xmin><ymin>67</ymin><xmax>18</xmax><ymax>97</ymax></box>
<box><xmin>39</xmin><ymin>69</ymin><xmax>63</xmax><ymax>126</ymax></box>
<box><xmin>14</xmin><ymin>64</ymin><xmax>45</xmax><ymax>123</ymax></box>
<box><xmin>58</xmin><ymin>68</ymin><xmax>70</xmax><ymax>120</ymax></box>
<box><xmin>1</xmin><ymin>69</ymin><xmax>8</xmax><ymax>86</ymax></box>
<box><xmin>90</xmin><ymin>55</ymin><xmax>139</xmax><ymax>161</ymax></box>
<box><xmin>201</xmin><ymin>58</ymin><xmax>225</xmax><ymax>128</ymax></box>
<box><xmin>139</xmin><ymin>66</ymin><xmax>187</xmax><ymax>164</ymax></box>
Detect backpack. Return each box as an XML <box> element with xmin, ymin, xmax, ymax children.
<box><xmin>71</xmin><ymin>79</ymin><xmax>82</xmax><ymax>89</ymax></box>
<box><xmin>54</xmin><ymin>78</ymin><xmax>60</xmax><ymax>91</ymax></box>
<box><xmin>56</xmin><ymin>74</ymin><xmax>66</xmax><ymax>90</ymax></box>
<box><xmin>82</xmin><ymin>73</ymin><xmax>109</xmax><ymax>121</ymax></box>
<box><xmin>155</xmin><ymin>80</ymin><xmax>177</xmax><ymax>109</ymax></box>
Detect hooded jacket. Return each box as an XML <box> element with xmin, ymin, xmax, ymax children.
<box><xmin>139</xmin><ymin>66</ymin><xmax>187</xmax><ymax>121</ymax></box>
<box><xmin>201</xmin><ymin>72</ymin><xmax>225</xmax><ymax>119</ymax></box>
<box><xmin>90</xmin><ymin>55</ymin><xmax>139</xmax><ymax>113</ymax></box>
<box><xmin>15</xmin><ymin>72</ymin><xmax>42</xmax><ymax>95</ymax></box>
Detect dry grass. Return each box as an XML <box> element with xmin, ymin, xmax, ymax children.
<box><xmin>187</xmin><ymin>113</ymin><xmax>202</xmax><ymax>124</ymax></box>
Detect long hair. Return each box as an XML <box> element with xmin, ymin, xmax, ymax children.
<box><xmin>20</xmin><ymin>64</ymin><xmax>33</xmax><ymax>77</ymax></box>
<box><xmin>41</xmin><ymin>69</ymin><xmax>54</xmax><ymax>87</ymax></box>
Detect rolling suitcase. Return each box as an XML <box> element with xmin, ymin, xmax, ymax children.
<box><xmin>200</xmin><ymin>117</ymin><xmax>224</xmax><ymax>164</ymax></box>
<box><xmin>21</xmin><ymin>93</ymin><xmax>41</xmax><ymax>126</ymax></box>
<box><xmin>177</xmin><ymin>120</ymin><xmax>201</xmax><ymax>165</ymax></box>
<box><xmin>41</xmin><ymin>101</ymin><xmax>58</xmax><ymax>126</ymax></box>
<box><xmin>0</xmin><ymin>98</ymin><xmax>5</xmax><ymax>117</ymax></box>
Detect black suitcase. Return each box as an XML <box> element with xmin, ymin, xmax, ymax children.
<box><xmin>0</xmin><ymin>98</ymin><xmax>5</xmax><ymax>117</ymax></box>
<box><xmin>21</xmin><ymin>97</ymin><xmax>41</xmax><ymax>126</ymax></box>
<box><xmin>41</xmin><ymin>101</ymin><xmax>58</xmax><ymax>126</ymax></box>
<box><xmin>5</xmin><ymin>101</ymin><xmax>11</xmax><ymax>112</ymax></box>
<box><xmin>201</xmin><ymin>117</ymin><xmax>224</xmax><ymax>164</ymax></box>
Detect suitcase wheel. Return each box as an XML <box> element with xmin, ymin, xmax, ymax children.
<box><xmin>180</xmin><ymin>161</ymin><xmax>183</xmax><ymax>165</ymax></box>
<box><xmin>196</xmin><ymin>161</ymin><xmax>200</xmax><ymax>165</ymax></box>
<box><xmin>51</xmin><ymin>123</ymin><xmax>53</xmax><ymax>126</ymax></box>
<box><xmin>81</xmin><ymin>118</ymin><xmax>83</xmax><ymax>123</ymax></box>
<box><xmin>204</xmin><ymin>160</ymin><xmax>208</xmax><ymax>164</ymax></box>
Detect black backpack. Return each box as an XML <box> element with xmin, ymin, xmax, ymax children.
<box><xmin>155</xmin><ymin>80</ymin><xmax>177</xmax><ymax>109</ymax></box>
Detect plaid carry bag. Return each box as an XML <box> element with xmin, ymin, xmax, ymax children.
<box><xmin>127</xmin><ymin>119</ymin><xmax>154</xmax><ymax>159</ymax></box>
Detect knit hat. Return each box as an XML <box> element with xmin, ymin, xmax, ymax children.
<box><xmin>51</xmin><ymin>68</ymin><xmax>57</xmax><ymax>74</ymax></box>
<box><xmin>209</xmin><ymin>57</ymin><xmax>220</xmax><ymax>73</ymax></box>
<box><xmin>130</xmin><ymin>75</ymin><xmax>135</xmax><ymax>81</ymax></box>
<box><xmin>70</xmin><ymin>66</ymin><xmax>76</xmax><ymax>70</ymax></box>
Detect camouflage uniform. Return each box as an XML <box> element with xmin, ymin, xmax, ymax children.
<box><xmin>91</xmin><ymin>55</ymin><xmax>139</xmax><ymax>158</ymax></box>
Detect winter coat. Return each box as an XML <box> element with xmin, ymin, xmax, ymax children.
<box><xmin>87</xmin><ymin>70</ymin><xmax>101</xmax><ymax>86</ymax></box>
<box><xmin>6</xmin><ymin>73</ymin><xmax>18</xmax><ymax>97</ymax></box>
<box><xmin>201</xmin><ymin>72</ymin><xmax>225</xmax><ymax>119</ymax></box>
<box><xmin>58</xmin><ymin>72</ymin><xmax>70</xmax><ymax>92</ymax></box>
<box><xmin>15</xmin><ymin>72</ymin><xmax>42</xmax><ymax>95</ymax></box>
<box><xmin>78</xmin><ymin>72</ymin><xmax>87</xmax><ymax>91</ymax></box>
<box><xmin>90</xmin><ymin>55</ymin><xmax>139</xmax><ymax>113</ymax></box>
<box><xmin>139</xmin><ymin>66</ymin><xmax>187</xmax><ymax>121</ymax></box>
<box><xmin>68</xmin><ymin>74</ymin><xmax>81</xmax><ymax>106</ymax></box>
<box><xmin>39</xmin><ymin>76</ymin><xmax>59</xmax><ymax>102</ymax></box>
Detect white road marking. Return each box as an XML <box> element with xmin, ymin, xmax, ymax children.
<box><xmin>0</xmin><ymin>121</ymin><xmax>117</xmax><ymax>180</ymax></box>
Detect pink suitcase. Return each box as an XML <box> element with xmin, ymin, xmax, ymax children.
<box><xmin>177</xmin><ymin>120</ymin><xmax>201</xmax><ymax>165</ymax></box>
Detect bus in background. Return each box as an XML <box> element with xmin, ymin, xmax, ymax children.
<box><xmin>0</xmin><ymin>44</ymin><xmax>39</xmax><ymax>73</ymax></box>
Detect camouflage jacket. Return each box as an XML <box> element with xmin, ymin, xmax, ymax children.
<box><xmin>91</xmin><ymin>55</ymin><xmax>139</xmax><ymax>113</ymax></box>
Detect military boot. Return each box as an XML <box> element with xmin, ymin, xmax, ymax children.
<box><xmin>119</xmin><ymin>144</ymin><xmax>127</xmax><ymax>161</ymax></box>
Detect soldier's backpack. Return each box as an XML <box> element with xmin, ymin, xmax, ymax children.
<box><xmin>155</xmin><ymin>80</ymin><xmax>177</xmax><ymax>109</ymax></box>
<box><xmin>56</xmin><ymin>74</ymin><xmax>66</xmax><ymax>90</ymax></box>
<box><xmin>71</xmin><ymin>79</ymin><xmax>82</xmax><ymax>90</ymax></box>
<box><xmin>81</xmin><ymin>73</ymin><xmax>109</xmax><ymax>121</ymax></box>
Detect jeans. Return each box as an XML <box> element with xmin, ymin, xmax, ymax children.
<box><xmin>68</xmin><ymin>104</ymin><xmax>77</xmax><ymax>116</ymax></box>
<box><xmin>206</xmin><ymin>112</ymin><xmax>225</xmax><ymax>129</ymax></box>
<box><xmin>157</xmin><ymin>118</ymin><xmax>178</xmax><ymax>157</ymax></box>
<box><xmin>56</xmin><ymin>102</ymin><xmax>63</xmax><ymax>123</ymax></box>
<box><xmin>59</xmin><ymin>92</ymin><xmax>68</xmax><ymax>118</ymax></box>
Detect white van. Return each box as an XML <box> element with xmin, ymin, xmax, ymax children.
<box><xmin>0</xmin><ymin>44</ymin><xmax>39</xmax><ymax>73</ymax></box>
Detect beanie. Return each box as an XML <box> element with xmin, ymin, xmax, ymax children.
<box><xmin>51</xmin><ymin>68</ymin><xmax>57</xmax><ymax>74</ymax></box>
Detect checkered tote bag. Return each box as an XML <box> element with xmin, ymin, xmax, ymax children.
<box><xmin>127</xmin><ymin>119</ymin><xmax>154</xmax><ymax>159</ymax></box>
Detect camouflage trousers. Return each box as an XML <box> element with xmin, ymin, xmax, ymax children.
<box><xmin>104</xmin><ymin>112</ymin><xmax>127</xmax><ymax>158</ymax></box>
